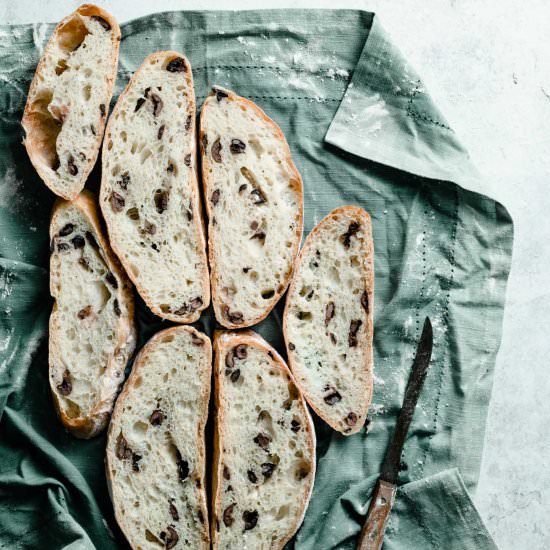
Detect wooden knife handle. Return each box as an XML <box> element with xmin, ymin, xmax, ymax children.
<box><xmin>357</xmin><ymin>479</ymin><xmax>397</xmax><ymax>550</ymax></box>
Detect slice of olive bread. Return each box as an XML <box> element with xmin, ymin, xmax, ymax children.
<box><xmin>101</xmin><ymin>51</ymin><xmax>210</xmax><ymax>323</ymax></box>
<box><xmin>283</xmin><ymin>206</ymin><xmax>374</xmax><ymax>435</ymax></box>
<box><xmin>106</xmin><ymin>326</ymin><xmax>211</xmax><ymax>550</ymax></box>
<box><xmin>22</xmin><ymin>4</ymin><xmax>120</xmax><ymax>200</ymax></box>
<box><xmin>212</xmin><ymin>330</ymin><xmax>316</xmax><ymax>550</ymax></box>
<box><xmin>200</xmin><ymin>87</ymin><xmax>304</xmax><ymax>329</ymax></box>
<box><xmin>49</xmin><ymin>190</ymin><xmax>135</xmax><ymax>439</ymax></box>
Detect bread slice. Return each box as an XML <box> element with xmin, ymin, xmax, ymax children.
<box><xmin>49</xmin><ymin>190</ymin><xmax>135</xmax><ymax>439</ymax></box>
<box><xmin>106</xmin><ymin>326</ymin><xmax>211</xmax><ymax>550</ymax></box>
<box><xmin>22</xmin><ymin>4</ymin><xmax>120</xmax><ymax>200</ymax></box>
<box><xmin>283</xmin><ymin>206</ymin><xmax>374</xmax><ymax>435</ymax></box>
<box><xmin>101</xmin><ymin>51</ymin><xmax>210</xmax><ymax>324</ymax></box>
<box><xmin>212</xmin><ymin>330</ymin><xmax>316</xmax><ymax>550</ymax></box>
<box><xmin>200</xmin><ymin>87</ymin><xmax>303</xmax><ymax>328</ymax></box>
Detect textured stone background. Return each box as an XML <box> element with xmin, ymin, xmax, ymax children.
<box><xmin>3</xmin><ymin>1</ymin><xmax>549</xmax><ymax>548</ymax></box>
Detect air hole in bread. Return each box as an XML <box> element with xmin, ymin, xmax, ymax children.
<box><xmin>140</xmin><ymin>148</ymin><xmax>152</xmax><ymax>164</ymax></box>
<box><xmin>129</xmin><ymin>263</ymin><xmax>140</xmax><ymax>278</ymax></box>
<box><xmin>24</xmin><ymin>89</ymin><xmax>61</xmax><ymax>171</ymax></box>
<box><xmin>296</xmin><ymin>311</ymin><xmax>312</xmax><ymax>321</ymax></box>
<box><xmin>55</xmin><ymin>59</ymin><xmax>69</xmax><ymax>76</ymax></box>
<box><xmin>294</xmin><ymin>460</ymin><xmax>311</xmax><ymax>481</ymax></box>
<box><xmin>56</xmin><ymin>14</ymin><xmax>90</xmax><ymax>51</ymax></box>
<box><xmin>145</xmin><ymin>529</ymin><xmax>162</xmax><ymax>544</ymax></box>
<box><xmin>107</xmin><ymin>140</ymin><xmax>113</xmax><ymax>151</ymax></box>
<box><xmin>298</xmin><ymin>286</ymin><xmax>311</xmax><ymax>298</ymax></box>
<box><xmin>162</xmin><ymin>335</ymin><xmax>175</xmax><ymax>343</ymax></box>
<box><xmin>275</xmin><ymin>505</ymin><xmax>290</xmax><ymax>520</ymax></box>
<box><xmin>132</xmin><ymin>420</ymin><xmax>149</xmax><ymax>440</ymax></box>
<box><xmin>134</xmin><ymin>376</ymin><xmax>143</xmax><ymax>389</ymax></box>
<box><xmin>248</xmin><ymin>138</ymin><xmax>264</xmax><ymax>158</ymax></box>
<box><xmin>83</xmin><ymin>84</ymin><xmax>91</xmax><ymax>101</ymax></box>
<box><xmin>65</xmin><ymin>399</ymin><xmax>81</xmax><ymax>419</ymax></box>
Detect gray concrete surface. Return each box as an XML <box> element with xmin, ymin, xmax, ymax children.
<box><xmin>2</xmin><ymin>1</ymin><xmax>549</xmax><ymax>548</ymax></box>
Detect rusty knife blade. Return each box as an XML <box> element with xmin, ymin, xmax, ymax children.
<box><xmin>379</xmin><ymin>317</ymin><xmax>433</xmax><ymax>485</ymax></box>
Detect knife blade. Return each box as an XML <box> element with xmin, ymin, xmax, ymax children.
<box><xmin>358</xmin><ymin>317</ymin><xmax>433</xmax><ymax>550</ymax></box>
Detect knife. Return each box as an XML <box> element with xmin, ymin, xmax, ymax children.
<box><xmin>357</xmin><ymin>317</ymin><xmax>433</xmax><ymax>550</ymax></box>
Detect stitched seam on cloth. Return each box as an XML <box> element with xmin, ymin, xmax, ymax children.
<box><xmin>196</xmin><ymin>95</ymin><xmax>342</xmax><ymax>102</ymax></box>
<box><xmin>421</xmin><ymin>185</ymin><xmax>460</xmax><ymax>475</ymax></box>
<box><xmin>1</xmin><ymin>66</ymin><xmax>352</xmax><ymax>81</ymax></box>
<box><xmin>0</xmin><ymin>95</ymin><xmax>342</xmax><ymax>115</ymax></box>
<box><xmin>415</xmin><ymin>184</ymin><xmax>429</xmax><ymax>346</ymax></box>
<box><xmin>411</xmin><ymin>184</ymin><xmax>428</xmax><ymax>480</ymax></box>
<box><xmin>407</xmin><ymin>82</ymin><xmax>452</xmax><ymax>130</ymax></box>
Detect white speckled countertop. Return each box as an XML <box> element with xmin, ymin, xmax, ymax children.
<box><xmin>3</xmin><ymin>1</ymin><xmax>549</xmax><ymax>548</ymax></box>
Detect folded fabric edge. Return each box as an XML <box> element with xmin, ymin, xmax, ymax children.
<box><xmin>325</xmin><ymin>14</ymin><xmax>496</xmax><ymax>201</ymax></box>
<box><xmin>394</xmin><ymin>468</ymin><xmax>499</xmax><ymax>550</ymax></box>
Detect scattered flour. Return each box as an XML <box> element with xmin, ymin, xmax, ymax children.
<box><xmin>0</xmin><ymin>269</ymin><xmax>15</xmax><ymax>300</ymax></box>
<box><xmin>369</xmin><ymin>403</ymin><xmax>385</xmax><ymax>416</ymax></box>
<box><xmin>32</xmin><ymin>22</ymin><xmax>49</xmax><ymax>56</ymax></box>
<box><xmin>326</xmin><ymin>68</ymin><xmax>350</xmax><ymax>80</ymax></box>
<box><xmin>236</xmin><ymin>36</ymin><xmax>256</xmax><ymax>47</ymax></box>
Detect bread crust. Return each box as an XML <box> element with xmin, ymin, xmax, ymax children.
<box><xmin>211</xmin><ymin>330</ymin><xmax>316</xmax><ymax>549</ymax></box>
<box><xmin>283</xmin><ymin>205</ymin><xmax>374</xmax><ymax>435</ymax></box>
<box><xmin>49</xmin><ymin>190</ymin><xmax>136</xmax><ymax>439</ymax></box>
<box><xmin>100</xmin><ymin>51</ymin><xmax>210</xmax><ymax>324</ymax></box>
<box><xmin>22</xmin><ymin>4</ymin><xmax>121</xmax><ymax>200</ymax></box>
<box><xmin>200</xmin><ymin>87</ymin><xmax>304</xmax><ymax>329</ymax></box>
<box><xmin>105</xmin><ymin>326</ymin><xmax>211</xmax><ymax>550</ymax></box>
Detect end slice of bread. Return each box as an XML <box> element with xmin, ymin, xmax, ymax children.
<box><xmin>106</xmin><ymin>326</ymin><xmax>211</xmax><ymax>550</ymax></box>
<box><xmin>283</xmin><ymin>206</ymin><xmax>374</xmax><ymax>435</ymax></box>
<box><xmin>49</xmin><ymin>190</ymin><xmax>136</xmax><ymax>438</ymax></box>
<box><xmin>101</xmin><ymin>51</ymin><xmax>210</xmax><ymax>324</ymax></box>
<box><xmin>22</xmin><ymin>4</ymin><xmax>121</xmax><ymax>200</ymax></box>
<box><xmin>212</xmin><ymin>330</ymin><xmax>316</xmax><ymax>550</ymax></box>
<box><xmin>200</xmin><ymin>87</ymin><xmax>303</xmax><ymax>329</ymax></box>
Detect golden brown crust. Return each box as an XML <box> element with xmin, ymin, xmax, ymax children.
<box><xmin>200</xmin><ymin>87</ymin><xmax>304</xmax><ymax>329</ymax></box>
<box><xmin>283</xmin><ymin>205</ymin><xmax>374</xmax><ymax>435</ymax></box>
<box><xmin>100</xmin><ymin>51</ymin><xmax>210</xmax><ymax>324</ymax></box>
<box><xmin>106</xmin><ymin>326</ymin><xmax>211</xmax><ymax>549</ymax></box>
<box><xmin>22</xmin><ymin>5</ymin><xmax>121</xmax><ymax>200</ymax></box>
<box><xmin>49</xmin><ymin>190</ymin><xmax>136</xmax><ymax>439</ymax></box>
<box><xmin>211</xmin><ymin>330</ymin><xmax>316</xmax><ymax>549</ymax></box>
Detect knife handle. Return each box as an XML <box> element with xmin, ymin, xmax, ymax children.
<box><xmin>357</xmin><ymin>479</ymin><xmax>397</xmax><ymax>550</ymax></box>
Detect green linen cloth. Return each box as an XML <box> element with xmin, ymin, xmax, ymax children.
<box><xmin>0</xmin><ymin>10</ymin><xmax>512</xmax><ymax>550</ymax></box>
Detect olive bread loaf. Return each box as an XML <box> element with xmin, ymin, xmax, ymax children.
<box><xmin>212</xmin><ymin>330</ymin><xmax>315</xmax><ymax>550</ymax></box>
<box><xmin>49</xmin><ymin>190</ymin><xmax>135</xmax><ymax>438</ymax></box>
<box><xmin>283</xmin><ymin>206</ymin><xmax>374</xmax><ymax>435</ymax></box>
<box><xmin>106</xmin><ymin>326</ymin><xmax>211</xmax><ymax>550</ymax></box>
<box><xmin>101</xmin><ymin>51</ymin><xmax>210</xmax><ymax>323</ymax></box>
<box><xmin>200</xmin><ymin>87</ymin><xmax>303</xmax><ymax>329</ymax></box>
<box><xmin>22</xmin><ymin>4</ymin><xmax>120</xmax><ymax>200</ymax></box>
